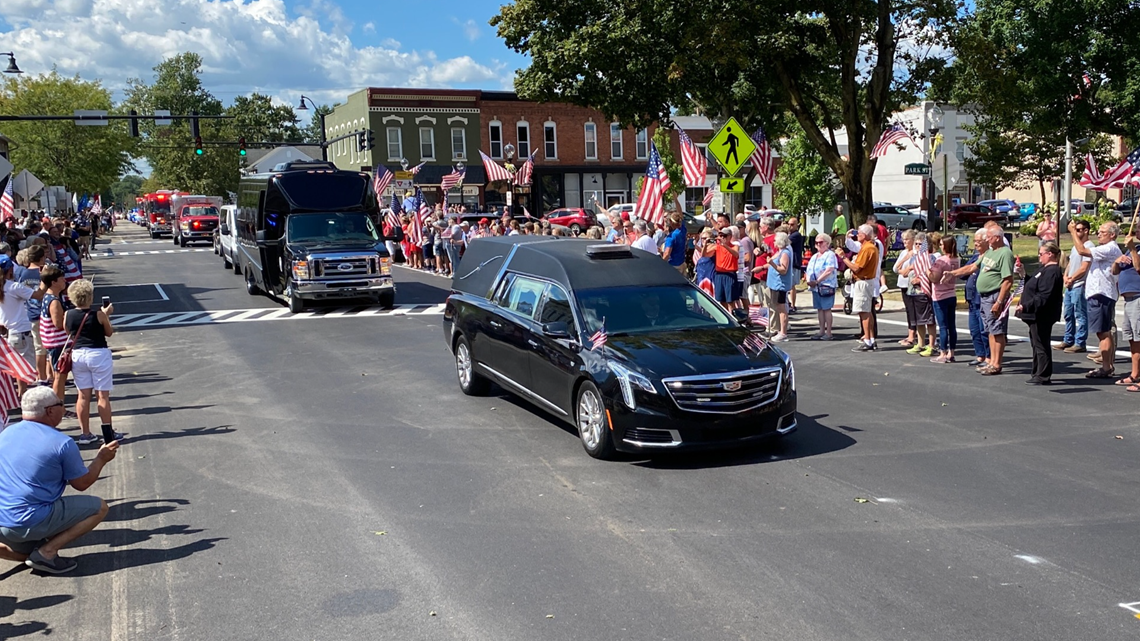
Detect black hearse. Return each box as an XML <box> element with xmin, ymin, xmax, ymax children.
<box><xmin>233</xmin><ymin>161</ymin><xmax>395</xmax><ymax>312</ymax></box>
<box><xmin>443</xmin><ymin>236</ymin><xmax>797</xmax><ymax>459</ymax></box>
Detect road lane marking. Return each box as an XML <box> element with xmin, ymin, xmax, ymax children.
<box><xmin>92</xmin><ymin>248</ymin><xmax>212</xmax><ymax>257</ymax></box>
<box><xmin>113</xmin><ymin>303</ymin><xmax>443</xmax><ymax>329</ymax></box>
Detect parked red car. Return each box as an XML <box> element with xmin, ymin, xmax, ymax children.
<box><xmin>948</xmin><ymin>203</ymin><xmax>1010</xmax><ymax>228</ymax></box>
<box><xmin>544</xmin><ymin>208</ymin><xmax>598</xmax><ymax>233</ymax></box>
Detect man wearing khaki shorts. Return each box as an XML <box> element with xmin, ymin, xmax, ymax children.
<box><xmin>843</xmin><ymin>224</ymin><xmax>881</xmax><ymax>352</ymax></box>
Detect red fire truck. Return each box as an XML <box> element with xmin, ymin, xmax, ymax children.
<box><xmin>170</xmin><ymin>194</ymin><xmax>223</xmax><ymax>247</ymax></box>
<box><xmin>141</xmin><ymin>191</ymin><xmax>186</xmax><ymax>238</ymax></box>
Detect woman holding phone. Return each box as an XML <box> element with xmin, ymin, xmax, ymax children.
<box><xmin>63</xmin><ymin>279</ymin><xmax>120</xmax><ymax>446</ymax></box>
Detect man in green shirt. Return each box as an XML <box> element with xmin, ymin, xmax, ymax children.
<box><xmin>831</xmin><ymin>205</ymin><xmax>849</xmax><ymax>236</ymax></box>
<box><xmin>975</xmin><ymin>225</ymin><xmax>1015</xmax><ymax>374</ymax></box>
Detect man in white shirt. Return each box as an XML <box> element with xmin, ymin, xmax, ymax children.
<box><xmin>630</xmin><ymin>221</ymin><xmax>659</xmax><ymax>255</ymax></box>
<box><xmin>1069</xmin><ymin>220</ymin><xmax>1122</xmax><ymax>377</ymax></box>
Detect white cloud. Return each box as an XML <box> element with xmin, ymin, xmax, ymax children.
<box><xmin>0</xmin><ymin>0</ymin><xmax>516</xmax><ymax>106</ymax></box>
<box><xmin>462</xmin><ymin>18</ymin><xmax>481</xmax><ymax>42</ymax></box>
<box><xmin>362</xmin><ymin>21</ymin><xmax>375</xmax><ymax>34</ymax></box>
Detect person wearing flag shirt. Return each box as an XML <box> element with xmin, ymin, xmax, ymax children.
<box><xmin>975</xmin><ymin>225</ymin><xmax>1016</xmax><ymax>375</ymax></box>
<box><xmin>1069</xmin><ymin>220</ymin><xmax>1123</xmax><ymax>378</ymax></box>
<box><xmin>1111</xmin><ymin>235</ymin><xmax>1140</xmax><ymax>391</ymax></box>
<box><xmin>1016</xmin><ymin>242</ymin><xmax>1064</xmax><ymax>384</ymax></box>
<box><xmin>897</xmin><ymin>232</ymin><xmax>936</xmax><ymax>358</ymax></box>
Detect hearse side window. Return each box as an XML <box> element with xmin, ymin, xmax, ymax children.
<box><xmin>503</xmin><ymin>276</ymin><xmax>547</xmax><ymax>320</ymax></box>
<box><xmin>538</xmin><ymin>285</ymin><xmax>576</xmax><ymax>333</ymax></box>
<box><xmin>492</xmin><ymin>273</ymin><xmax>517</xmax><ymax>306</ymax></box>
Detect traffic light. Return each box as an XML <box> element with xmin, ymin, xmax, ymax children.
<box><xmin>238</xmin><ymin>137</ymin><xmax>247</xmax><ymax>156</ymax></box>
<box><xmin>194</xmin><ymin>136</ymin><xmax>203</xmax><ymax>156</ymax></box>
<box><xmin>356</xmin><ymin>131</ymin><xmax>366</xmax><ymax>153</ymax></box>
<box><xmin>128</xmin><ymin>109</ymin><xmax>139</xmax><ymax>138</ymax></box>
<box><xmin>190</xmin><ymin>110</ymin><xmax>200</xmax><ymax>139</ymax></box>
<box><xmin>365</xmin><ymin>130</ymin><xmax>375</xmax><ymax>151</ymax></box>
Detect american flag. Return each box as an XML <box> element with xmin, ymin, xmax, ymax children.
<box><xmin>480</xmin><ymin>150</ymin><xmax>513</xmax><ymax>183</ymax></box>
<box><xmin>390</xmin><ymin>191</ymin><xmax>403</xmax><ymax>214</ymax></box>
<box><xmin>1126</xmin><ymin>145</ymin><xmax>1140</xmax><ymax>172</ymax></box>
<box><xmin>90</xmin><ymin>194</ymin><xmax>103</xmax><ymax>215</ymax></box>
<box><xmin>703</xmin><ymin>183</ymin><xmax>716</xmax><ymax>208</ymax></box>
<box><xmin>1001</xmin><ymin>281</ymin><xmax>1025</xmax><ymax>319</ymax></box>
<box><xmin>1079</xmin><ymin>153</ymin><xmax>1102</xmax><ymax>188</ymax></box>
<box><xmin>634</xmin><ymin>141</ymin><xmax>670</xmax><ymax>226</ymax></box>
<box><xmin>871</xmin><ymin>123</ymin><xmax>912</xmax><ymax>158</ymax></box>
<box><xmin>0</xmin><ymin>178</ymin><xmax>13</xmax><ymax>221</ymax></box>
<box><xmin>373</xmin><ymin>165</ymin><xmax>393</xmax><ymax>197</ymax></box>
<box><xmin>410</xmin><ymin>161</ymin><xmax>426</xmax><ymax>176</ymax></box>
<box><xmin>440</xmin><ymin>165</ymin><xmax>466</xmax><ymax>194</ymax></box>
<box><xmin>740</xmin><ymin>331</ymin><xmax>768</xmax><ymax>355</ymax></box>
<box><xmin>406</xmin><ymin>190</ymin><xmax>425</xmax><ymax>245</ymax></box>
<box><xmin>912</xmin><ymin>240</ymin><xmax>933</xmax><ymax>297</ymax></box>
<box><xmin>415</xmin><ymin>187</ymin><xmax>432</xmax><ymax>222</ymax></box>
<box><xmin>514</xmin><ymin>150</ymin><xmax>536</xmax><ymax>186</ymax></box>
<box><xmin>0</xmin><ymin>333</ymin><xmax>37</xmax><ymax>385</ymax></box>
<box><xmin>589</xmin><ymin>321</ymin><xmax>607</xmax><ymax>351</ymax></box>
<box><xmin>749</xmin><ymin>306</ymin><xmax>770</xmax><ymax>328</ymax></box>
<box><xmin>749</xmin><ymin>128</ymin><xmax>774</xmax><ymax>183</ymax></box>
<box><xmin>1101</xmin><ymin>159</ymin><xmax>1135</xmax><ymax>189</ymax></box>
<box><xmin>677</xmin><ymin>127</ymin><xmax>707</xmax><ymax>188</ymax></box>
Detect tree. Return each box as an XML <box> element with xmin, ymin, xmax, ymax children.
<box><xmin>0</xmin><ymin>70</ymin><xmax>135</xmax><ymax>193</ymax></box>
<box><xmin>123</xmin><ymin>53</ymin><xmax>238</xmax><ymax>196</ymax></box>
<box><xmin>226</xmin><ymin>93</ymin><xmax>302</xmax><ymax>145</ymax></box>
<box><xmin>108</xmin><ymin>174</ymin><xmax>146</xmax><ymax>208</ymax></box>
<box><xmin>774</xmin><ymin>129</ymin><xmax>837</xmax><ymax>217</ymax></box>
<box><xmin>493</xmin><ymin>0</ymin><xmax>956</xmax><ymax>223</ymax></box>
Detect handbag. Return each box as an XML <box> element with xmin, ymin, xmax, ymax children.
<box><xmin>55</xmin><ymin>311</ymin><xmax>91</xmax><ymax>376</ymax></box>
<box><xmin>817</xmin><ymin>284</ymin><xmax>836</xmax><ymax>297</ymax></box>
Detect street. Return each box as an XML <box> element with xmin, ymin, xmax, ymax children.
<box><xmin>4</xmin><ymin>223</ymin><xmax>1140</xmax><ymax>641</ymax></box>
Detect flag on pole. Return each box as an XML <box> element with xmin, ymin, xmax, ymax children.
<box><xmin>703</xmin><ymin>183</ymin><xmax>717</xmax><ymax>208</ymax></box>
<box><xmin>0</xmin><ymin>178</ymin><xmax>13</xmax><ymax>221</ymax></box>
<box><xmin>514</xmin><ymin>150</ymin><xmax>536</xmax><ymax>186</ymax></box>
<box><xmin>406</xmin><ymin>189</ymin><xmax>425</xmax><ymax>245</ymax></box>
<box><xmin>409</xmin><ymin>161</ymin><xmax>427</xmax><ymax>176</ymax></box>
<box><xmin>373</xmin><ymin>164</ymin><xmax>393</xmax><ymax>197</ymax></box>
<box><xmin>415</xmin><ymin>187</ymin><xmax>432</xmax><ymax>222</ymax></box>
<box><xmin>479</xmin><ymin>150</ymin><xmax>513</xmax><ymax>183</ymax></box>
<box><xmin>440</xmin><ymin>165</ymin><xmax>466</xmax><ymax>194</ymax></box>
<box><xmin>1126</xmin><ymin>145</ymin><xmax>1140</xmax><ymax>172</ymax></box>
<box><xmin>390</xmin><ymin>191</ymin><xmax>403</xmax><ymax>214</ymax></box>
<box><xmin>1101</xmin><ymin>159</ymin><xmax>1135</xmax><ymax>189</ymax></box>
<box><xmin>1001</xmin><ymin>281</ymin><xmax>1025</xmax><ymax>319</ymax></box>
<box><xmin>0</xmin><ymin>328</ymin><xmax>35</xmax><ymax>422</ymax></box>
<box><xmin>589</xmin><ymin>320</ymin><xmax>608</xmax><ymax>351</ymax></box>
<box><xmin>871</xmin><ymin>123</ymin><xmax>913</xmax><ymax>158</ymax></box>
<box><xmin>677</xmin><ymin>127</ymin><xmax>707</xmax><ymax>188</ymax></box>
<box><xmin>90</xmin><ymin>194</ymin><xmax>103</xmax><ymax>215</ymax></box>
<box><xmin>748</xmin><ymin>306</ymin><xmax>770</xmax><ymax>329</ymax></box>
<box><xmin>739</xmin><ymin>331</ymin><xmax>768</xmax><ymax>355</ymax></box>
<box><xmin>634</xmin><ymin>142</ymin><xmax>669</xmax><ymax>226</ymax></box>
<box><xmin>912</xmin><ymin>239</ymin><xmax>933</xmax><ymax>297</ymax></box>
<box><xmin>749</xmin><ymin>128</ymin><xmax>774</xmax><ymax>183</ymax></box>
<box><xmin>1079</xmin><ymin>153</ymin><xmax>1102</xmax><ymax>188</ymax></box>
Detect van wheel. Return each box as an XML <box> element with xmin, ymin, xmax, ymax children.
<box><xmin>576</xmin><ymin>381</ymin><xmax>615</xmax><ymax>460</ymax></box>
<box><xmin>288</xmin><ymin>292</ymin><xmax>304</xmax><ymax>314</ymax></box>
<box><xmin>222</xmin><ymin>252</ymin><xmax>232</xmax><ymax>269</ymax></box>
<box><xmin>454</xmin><ymin>337</ymin><xmax>490</xmax><ymax>396</ymax></box>
<box><xmin>149</xmin><ymin>231</ymin><xmax>157</xmax><ymax>239</ymax></box>
<box><xmin>377</xmin><ymin>291</ymin><xmax>395</xmax><ymax>309</ymax></box>
<box><xmin>245</xmin><ymin>270</ymin><xmax>260</xmax><ymax>295</ymax></box>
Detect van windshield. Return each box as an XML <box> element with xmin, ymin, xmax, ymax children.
<box><xmin>286</xmin><ymin>212</ymin><xmax>379</xmax><ymax>244</ymax></box>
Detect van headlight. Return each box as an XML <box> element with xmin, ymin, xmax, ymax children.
<box><xmin>380</xmin><ymin>257</ymin><xmax>391</xmax><ymax>275</ymax></box>
<box><xmin>292</xmin><ymin>260</ymin><xmax>310</xmax><ymax>280</ymax></box>
<box><xmin>180</xmin><ymin>222</ymin><xmax>190</xmax><ymax>229</ymax></box>
<box><xmin>607</xmin><ymin>361</ymin><xmax>656</xmax><ymax>410</ymax></box>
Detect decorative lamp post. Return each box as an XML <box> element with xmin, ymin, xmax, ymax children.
<box><xmin>296</xmin><ymin>95</ymin><xmax>327</xmax><ymax>161</ymax></box>
<box><xmin>927</xmin><ymin>103</ymin><xmax>946</xmax><ymax>232</ymax></box>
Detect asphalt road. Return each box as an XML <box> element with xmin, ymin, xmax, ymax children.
<box><xmin>4</xmin><ymin>223</ymin><xmax>1140</xmax><ymax>640</ymax></box>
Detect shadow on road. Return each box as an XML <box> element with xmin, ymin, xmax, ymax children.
<box><xmin>127</xmin><ymin>425</ymin><xmax>236</xmax><ymax>444</ymax></box>
<box><xmin>115</xmin><ymin>404</ymin><xmax>215</xmax><ymax>417</ymax></box>
<box><xmin>105</xmin><ymin>498</ymin><xmax>190</xmax><ymax>523</ymax></box>
<box><xmin>111</xmin><ymin>372</ymin><xmax>172</xmax><ymax>386</ymax></box>
<box><xmin>68</xmin><ymin>536</ymin><xmax>226</xmax><ymax>577</ymax></box>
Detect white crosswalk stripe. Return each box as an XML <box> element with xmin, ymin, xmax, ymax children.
<box><xmin>113</xmin><ymin>303</ymin><xmax>445</xmax><ymax>329</ymax></box>
<box><xmin>93</xmin><ymin>249</ymin><xmax>212</xmax><ymax>258</ymax></box>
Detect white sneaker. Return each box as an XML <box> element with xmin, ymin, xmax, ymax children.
<box><xmin>771</xmin><ymin>333</ymin><xmax>789</xmax><ymax>342</ymax></box>
<box><xmin>76</xmin><ymin>433</ymin><xmax>100</xmax><ymax>446</ymax></box>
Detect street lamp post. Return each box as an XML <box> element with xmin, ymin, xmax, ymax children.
<box><xmin>296</xmin><ymin>95</ymin><xmax>327</xmax><ymax>162</ymax></box>
<box><xmin>927</xmin><ymin>103</ymin><xmax>946</xmax><ymax>233</ymax></box>
<box><xmin>503</xmin><ymin>143</ymin><xmax>517</xmax><ymax>215</ymax></box>
<box><xmin>1</xmin><ymin>53</ymin><xmax>21</xmax><ymax>74</ymax></box>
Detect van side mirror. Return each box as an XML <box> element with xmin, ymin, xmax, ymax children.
<box><xmin>255</xmin><ymin>230</ymin><xmax>268</xmax><ymax>248</ymax></box>
<box><xmin>220</xmin><ymin>224</ymin><xmax>230</xmax><ymax>236</ymax></box>
<box><xmin>543</xmin><ymin>321</ymin><xmax>571</xmax><ymax>338</ymax></box>
<box><xmin>732</xmin><ymin>308</ymin><xmax>751</xmax><ymax>326</ymax></box>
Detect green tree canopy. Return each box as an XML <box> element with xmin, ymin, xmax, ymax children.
<box><xmin>493</xmin><ymin>0</ymin><xmax>956</xmax><ymax>223</ymax></box>
<box><xmin>0</xmin><ymin>69</ymin><xmax>135</xmax><ymax>193</ymax></box>
<box><xmin>774</xmin><ymin>129</ymin><xmax>837</xmax><ymax>217</ymax></box>
<box><xmin>226</xmin><ymin>93</ymin><xmax>302</xmax><ymax>145</ymax></box>
<box><xmin>108</xmin><ymin>174</ymin><xmax>146</xmax><ymax>208</ymax></box>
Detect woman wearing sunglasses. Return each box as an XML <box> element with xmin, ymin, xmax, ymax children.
<box><xmin>805</xmin><ymin>233</ymin><xmax>838</xmax><ymax>340</ymax></box>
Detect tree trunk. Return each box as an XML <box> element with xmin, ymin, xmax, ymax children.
<box><xmin>839</xmin><ymin>162</ymin><xmax>875</xmax><ymax>227</ymax></box>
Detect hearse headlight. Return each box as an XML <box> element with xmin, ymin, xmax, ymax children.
<box><xmin>292</xmin><ymin>259</ymin><xmax>311</xmax><ymax>280</ymax></box>
<box><xmin>607</xmin><ymin>361</ymin><xmax>656</xmax><ymax>410</ymax></box>
<box><xmin>379</xmin><ymin>257</ymin><xmax>391</xmax><ymax>275</ymax></box>
<box><xmin>771</xmin><ymin>347</ymin><xmax>795</xmax><ymax>392</ymax></box>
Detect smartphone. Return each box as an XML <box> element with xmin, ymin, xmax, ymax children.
<box><xmin>101</xmin><ymin>424</ymin><xmax>117</xmax><ymax>444</ymax></box>
<box><xmin>101</xmin><ymin>296</ymin><xmax>110</xmax><ymax>307</ymax></box>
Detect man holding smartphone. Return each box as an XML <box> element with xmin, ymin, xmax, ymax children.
<box><xmin>0</xmin><ymin>387</ymin><xmax>118</xmax><ymax>574</ymax></box>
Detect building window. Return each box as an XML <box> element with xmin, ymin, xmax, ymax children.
<box><xmin>489</xmin><ymin>120</ymin><xmax>503</xmax><ymax>158</ymax></box>
<box><xmin>543</xmin><ymin>122</ymin><xmax>557</xmax><ymax>159</ymax></box>
<box><xmin>451</xmin><ymin>128</ymin><xmax>466</xmax><ymax>160</ymax></box>
<box><xmin>955</xmin><ymin>138</ymin><xmax>967</xmax><ymax>162</ymax></box>
<box><xmin>636</xmin><ymin>129</ymin><xmax>648</xmax><ymax>159</ymax></box>
<box><xmin>610</xmin><ymin>123</ymin><xmax>623</xmax><ymax>160</ymax></box>
<box><xmin>386</xmin><ymin>127</ymin><xmax>402</xmax><ymax>161</ymax></box>
<box><xmin>584</xmin><ymin>123</ymin><xmax>597</xmax><ymax>160</ymax></box>
<box><xmin>420</xmin><ymin>128</ymin><xmax>435</xmax><ymax>160</ymax></box>
<box><xmin>517</xmin><ymin>121</ymin><xmax>530</xmax><ymax>158</ymax></box>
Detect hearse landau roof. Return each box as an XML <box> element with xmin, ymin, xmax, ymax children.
<box><xmin>452</xmin><ymin>237</ymin><xmax>688</xmax><ymax>298</ymax></box>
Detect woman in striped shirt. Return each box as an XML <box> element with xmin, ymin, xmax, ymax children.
<box><xmin>39</xmin><ymin>265</ymin><xmax>72</xmax><ymax>415</ymax></box>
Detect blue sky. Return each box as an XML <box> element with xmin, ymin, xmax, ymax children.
<box><xmin>0</xmin><ymin>0</ymin><xmax>529</xmax><ymax>106</ymax></box>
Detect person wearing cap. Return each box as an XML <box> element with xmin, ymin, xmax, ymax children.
<box><xmin>0</xmin><ymin>254</ymin><xmax>49</xmax><ymax>397</ymax></box>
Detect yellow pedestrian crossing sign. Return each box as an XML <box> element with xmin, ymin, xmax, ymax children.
<box><xmin>719</xmin><ymin>177</ymin><xmax>745</xmax><ymax>193</ymax></box>
<box><xmin>708</xmin><ymin>117</ymin><xmax>756</xmax><ymax>177</ymax></box>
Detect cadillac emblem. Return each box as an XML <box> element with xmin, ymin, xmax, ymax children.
<box><xmin>722</xmin><ymin>381</ymin><xmax>742</xmax><ymax>391</ymax></box>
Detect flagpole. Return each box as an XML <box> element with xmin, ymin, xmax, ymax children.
<box><xmin>1129</xmin><ymin>198</ymin><xmax>1139</xmax><ymax>237</ymax></box>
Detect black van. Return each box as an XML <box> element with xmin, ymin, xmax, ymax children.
<box><xmin>232</xmin><ymin>161</ymin><xmax>395</xmax><ymax>312</ymax></box>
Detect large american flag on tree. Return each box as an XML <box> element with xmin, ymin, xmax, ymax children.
<box><xmin>749</xmin><ymin>128</ymin><xmax>774</xmax><ymax>184</ymax></box>
<box><xmin>677</xmin><ymin>127</ymin><xmax>707</xmax><ymax>187</ymax></box>
<box><xmin>635</xmin><ymin>141</ymin><xmax>670</xmax><ymax>226</ymax></box>
<box><xmin>871</xmin><ymin>123</ymin><xmax>912</xmax><ymax>158</ymax></box>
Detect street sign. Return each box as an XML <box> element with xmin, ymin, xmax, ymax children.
<box><xmin>904</xmin><ymin>163</ymin><xmax>931</xmax><ymax>176</ymax></box>
<box><xmin>393</xmin><ymin>179</ymin><xmax>413</xmax><ymax>190</ymax></box>
<box><xmin>931</xmin><ymin>155</ymin><xmax>961</xmax><ymax>189</ymax></box>
<box><xmin>395</xmin><ymin>171</ymin><xmax>414</xmax><ymax>180</ymax></box>
<box><xmin>12</xmin><ymin>169</ymin><xmax>43</xmax><ymax>199</ymax></box>
<box><xmin>154</xmin><ymin>110</ymin><xmax>172</xmax><ymax>126</ymax></box>
<box><xmin>719</xmin><ymin>177</ymin><xmax>745</xmax><ymax>193</ymax></box>
<box><xmin>0</xmin><ymin>156</ymin><xmax>12</xmax><ymax>179</ymax></box>
<box><xmin>707</xmin><ymin>117</ymin><xmax>756</xmax><ymax>177</ymax></box>
<box><xmin>73</xmin><ymin>110</ymin><xmax>108</xmax><ymax>126</ymax></box>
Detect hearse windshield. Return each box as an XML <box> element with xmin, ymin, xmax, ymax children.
<box><xmin>286</xmin><ymin>212</ymin><xmax>379</xmax><ymax>244</ymax></box>
<box><xmin>575</xmin><ymin>285</ymin><xmax>736</xmax><ymax>335</ymax></box>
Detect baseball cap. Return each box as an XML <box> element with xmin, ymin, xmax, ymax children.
<box><xmin>479</xmin><ymin>217</ymin><xmax>489</xmax><ymax>224</ymax></box>
<box><xmin>620</xmin><ymin>212</ymin><xmax>631</xmax><ymax>222</ymax></box>
<box><xmin>717</xmin><ymin>228</ymin><xmax>732</xmax><ymax>236</ymax></box>
<box><xmin>0</xmin><ymin>255</ymin><xmax>12</xmax><ymax>271</ymax></box>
